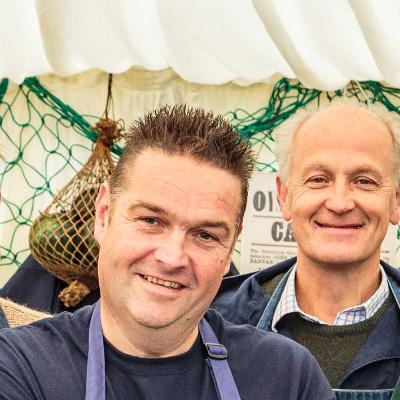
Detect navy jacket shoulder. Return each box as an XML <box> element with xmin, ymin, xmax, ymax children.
<box><xmin>211</xmin><ymin>258</ymin><xmax>400</xmax><ymax>327</ymax></box>
<box><xmin>211</xmin><ymin>257</ymin><xmax>297</xmax><ymax>325</ymax></box>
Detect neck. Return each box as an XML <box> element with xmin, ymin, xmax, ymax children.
<box><xmin>99</xmin><ymin>301</ymin><xmax>200</xmax><ymax>358</ymax></box>
<box><xmin>295</xmin><ymin>253</ymin><xmax>382</xmax><ymax>324</ymax></box>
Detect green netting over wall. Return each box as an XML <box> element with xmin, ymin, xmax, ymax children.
<box><xmin>1</xmin><ymin>77</ymin><xmax>400</xmax><ymax>269</ymax></box>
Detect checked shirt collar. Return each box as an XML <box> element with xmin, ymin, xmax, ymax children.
<box><xmin>271</xmin><ymin>264</ymin><xmax>389</xmax><ymax>332</ymax></box>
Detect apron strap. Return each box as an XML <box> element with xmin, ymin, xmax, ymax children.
<box><xmin>199</xmin><ymin>318</ymin><xmax>242</xmax><ymax>400</ymax></box>
<box><xmin>0</xmin><ymin>305</ymin><xmax>9</xmax><ymax>329</ymax></box>
<box><xmin>85</xmin><ymin>302</ymin><xmax>105</xmax><ymax>400</ymax></box>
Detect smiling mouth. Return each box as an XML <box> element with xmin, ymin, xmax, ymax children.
<box><xmin>141</xmin><ymin>274</ymin><xmax>182</xmax><ymax>289</ymax></box>
<box><xmin>316</xmin><ymin>222</ymin><xmax>363</xmax><ymax>229</ymax></box>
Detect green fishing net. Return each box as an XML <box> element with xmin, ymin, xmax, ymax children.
<box><xmin>0</xmin><ymin>77</ymin><xmax>399</xmax><ymax>277</ymax></box>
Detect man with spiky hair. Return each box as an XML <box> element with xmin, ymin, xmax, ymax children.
<box><xmin>0</xmin><ymin>105</ymin><xmax>334</xmax><ymax>400</ymax></box>
<box><xmin>213</xmin><ymin>100</ymin><xmax>400</xmax><ymax>400</ymax></box>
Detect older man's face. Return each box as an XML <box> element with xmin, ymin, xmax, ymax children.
<box><xmin>277</xmin><ymin>106</ymin><xmax>400</xmax><ymax>268</ymax></box>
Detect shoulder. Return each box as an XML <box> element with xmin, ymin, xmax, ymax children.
<box><xmin>211</xmin><ymin>258</ymin><xmax>296</xmax><ymax>326</ymax></box>
<box><xmin>0</xmin><ymin>306</ymin><xmax>92</xmax><ymax>399</ymax></box>
<box><xmin>382</xmin><ymin>261</ymin><xmax>400</xmax><ymax>281</ymax></box>
<box><xmin>206</xmin><ymin>310</ymin><xmax>334</xmax><ymax>400</ymax></box>
<box><xmin>0</xmin><ymin>304</ymin><xmax>92</xmax><ymax>352</ymax></box>
<box><xmin>0</xmin><ymin>297</ymin><xmax>51</xmax><ymax>328</ymax></box>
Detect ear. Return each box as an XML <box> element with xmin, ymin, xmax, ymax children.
<box><xmin>390</xmin><ymin>188</ymin><xmax>400</xmax><ymax>225</ymax></box>
<box><xmin>276</xmin><ymin>176</ymin><xmax>291</xmax><ymax>221</ymax></box>
<box><xmin>223</xmin><ymin>257</ymin><xmax>232</xmax><ymax>276</ymax></box>
<box><xmin>235</xmin><ymin>224</ymin><xmax>243</xmax><ymax>239</ymax></box>
<box><xmin>94</xmin><ymin>183</ymin><xmax>111</xmax><ymax>245</ymax></box>
<box><xmin>224</xmin><ymin>225</ymin><xmax>242</xmax><ymax>275</ymax></box>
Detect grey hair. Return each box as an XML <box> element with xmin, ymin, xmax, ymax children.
<box><xmin>274</xmin><ymin>98</ymin><xmax>400</xmax><ymax>186</ymax></box>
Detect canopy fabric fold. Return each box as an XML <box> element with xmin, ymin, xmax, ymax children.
<box><xmin>2</xmin><ymin>0</ymin><xmax>400</xmax><ymax>90</ymax></box>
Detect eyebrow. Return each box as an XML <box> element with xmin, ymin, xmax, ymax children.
<box><xmin>128</xmin><ymin>201</ymin><xmax>166</xmax><ymax>215</ymax></box>
<box><xmin>301</xmin><ymin>163</ymin><xmax>384</xmax><ymax>181</ymax></box>
<box><xmin>128</xmin><ymin>201</ymin><xmax>232</xmax><ymax>237</ymax></box>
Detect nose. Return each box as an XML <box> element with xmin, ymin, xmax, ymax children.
<box><xmin>153</xmin><ymin>230</ymin><xmax>189</xmax><ymax>269</ymax></box>
<box><xmin>324</xmin><ymin>182</ymin><xmax>355</xmax><ymax>214</ymax></box>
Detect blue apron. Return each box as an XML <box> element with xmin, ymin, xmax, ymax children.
<box><xmin>256</xmin><ymin>269</ymin><xmax>393</xmax><ymax>400</ymax></box>
<box><xmin>0</xmin><ymin>306</ymin><xmax>9</xmax><ymax>329</ymax></box>
<box><xmin>85</xmin><ymin>302</ymin><xmax>242</xmax><ymax>400</ymax></box>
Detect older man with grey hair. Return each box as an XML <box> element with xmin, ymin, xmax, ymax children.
<box><xmin>212</xmin><ymin>100</ymin><xmax>400</xmax><ymax>400</ymax></box>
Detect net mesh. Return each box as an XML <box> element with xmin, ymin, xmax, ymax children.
<box><xmin>1</xmin><ymin>77</ymin><xmax>400</xmax><ymax>274</ymax></box>
<box><xmin>28</xmin><ymin>138</ymin><xmax>116</xmax><ymax>307</ymax></box>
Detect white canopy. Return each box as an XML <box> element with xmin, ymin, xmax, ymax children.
<box><xmin>3</xmin><ymin>0</ymin><xmax>400</xmax><ymax>90</ymax></box>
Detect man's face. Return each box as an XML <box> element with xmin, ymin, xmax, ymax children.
<box><xmin>277</xmin><ymin>106</ymin><xmax>400</xmax><ymax>268</ymax></box>
<box><xmin>94</xmin><ymin>149</ymin><xmax>241</xmax><ymax>331</ymax></box>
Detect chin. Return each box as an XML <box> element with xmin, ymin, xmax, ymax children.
<box><xmin>303</xmin><ymin>244</ymin><xmax>359</xmax><ymax>263</ymax></box>
<box><xmin>133</xmin><ymin>313</ymin><xmax>178</xmax><ymax>330</ymax></box>
<box><xmin>310</xmin><ymin>252</ymin><xmax>369</xmax><ymax>268</ymax></box>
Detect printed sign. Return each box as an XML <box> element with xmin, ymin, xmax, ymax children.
<box><xmin>240</xmin><ymin>171</ymin><xmax>398</xmax><ymax>274</ymax></box>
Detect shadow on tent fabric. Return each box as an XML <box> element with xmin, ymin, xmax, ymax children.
<box><xmin>0</xmin><ymin>255</ymin><xmax>239</xmax><ymax>314</ymax></box>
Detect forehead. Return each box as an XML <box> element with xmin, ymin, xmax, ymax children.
<box><xmin>118</xmin><ymin>149</ymin><xmax>242</xmax><ymax>225</ymax></box>
<box><xmin>291</xmin><ymin>106</ymin><xmax>395</xmax><ymax>173</ymax></box>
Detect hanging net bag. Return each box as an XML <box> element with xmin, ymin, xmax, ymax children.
<box><xmin>28</xmin><ymin>118</ymin><xmax>122</xmax><ymax>307</ymax></box>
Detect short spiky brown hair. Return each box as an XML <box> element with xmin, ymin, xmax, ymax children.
<box><xmin>109</xmin><ymin>105</ymin><xmax>254</xmax><ymax>225</ymax></box>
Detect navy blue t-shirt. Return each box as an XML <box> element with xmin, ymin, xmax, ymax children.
<box><xmin>0</xmin><ymin>306</ymin><xmax>334</xmax><ymax>400</ymax></box>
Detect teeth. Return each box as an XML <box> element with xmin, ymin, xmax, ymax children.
<box><xmin>319</xmin><ymin>223</ymin><xmax>362</xmax><ymax>229</ymax></box>
<box><xmin>142</xmin><ymin>275</ymin><xmax>182</xmax><ymax>289</ymax></box>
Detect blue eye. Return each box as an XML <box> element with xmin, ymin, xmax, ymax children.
<box><xmin>306</xmin><ymin>176</ymin><xmax>328</xmax><ymax>187</ymax></box>
<box><xmin>358</xmin><ymin>178</ymin><xmax>373</xmax><ymax>185</ymax></box>
<box><xmin>199</xmin><ymin>231</ymin><xmax>214</xmax><ymax>241</ymax></box>
<box><xmin>310</xmin><ymin>177</ymin><xmax>326</xmax><ymax>183</ymax></box>
<box><xmin>143</xmin><ymin>217</ymin><xmax>158</xmax><ymax>225</ymax></box>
